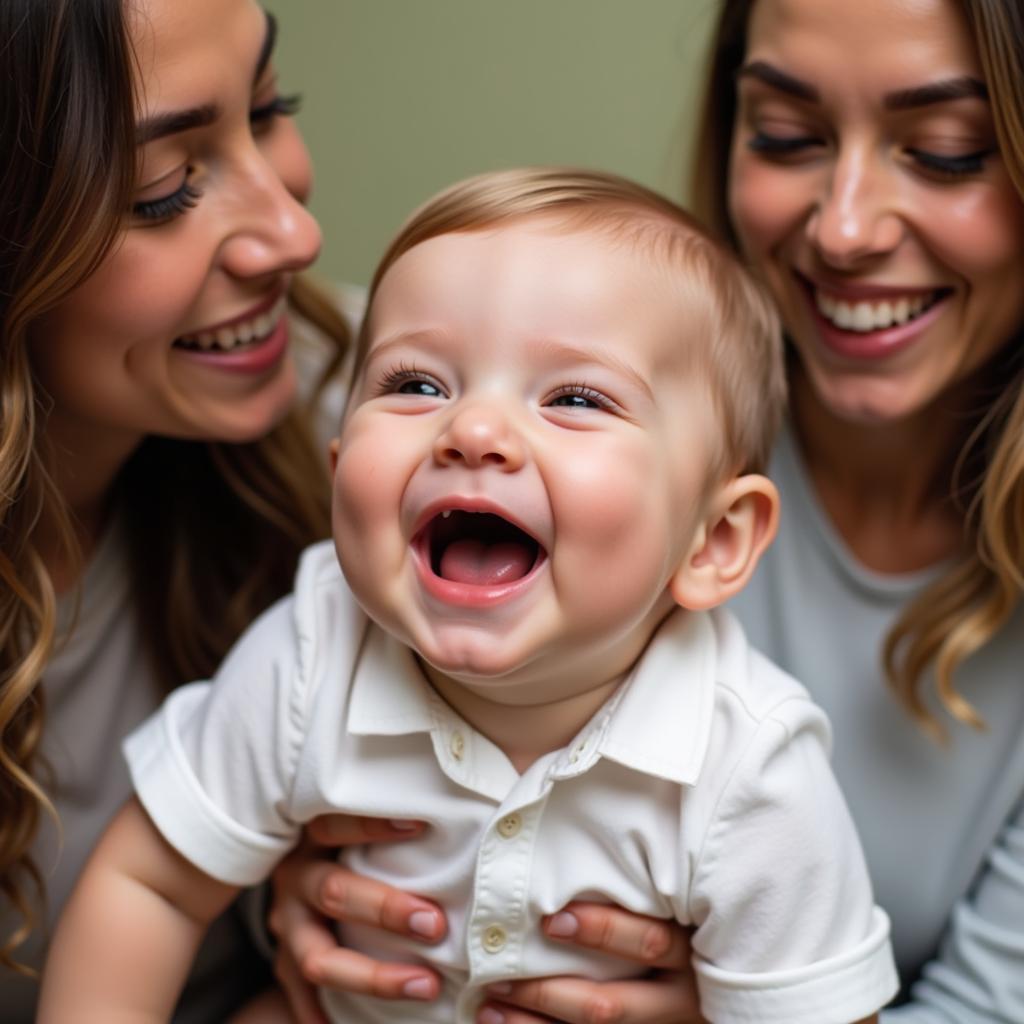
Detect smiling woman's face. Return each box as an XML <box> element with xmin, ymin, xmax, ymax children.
<box><xmin>31</xmin><ymin>0</ymin><xmax>322</xmax><ymax>456</ymax></box>
<box><xmin>727</xmin><ymin>0</ymin><xmax>1024</xmax><ymax>425</ymax></box>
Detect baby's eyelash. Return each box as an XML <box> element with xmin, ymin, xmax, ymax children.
<box><xmin>250</xmin><ymin>93</ymin><xmax>303</xmax><ymax>126</ymax></box>
<box><xmin>132</xmin><ymin>179</ymin><xmax>203</xmax><ymax>223</ymax></box>
<box><xmin>547</xmin><ymin>383</ymin><xmax>614</xmax><ymax>410</ymax></box>
<box><xmin>375</xmin><ymin>363</ymin><xmax>446</xmax><ymax>397</ymax></box>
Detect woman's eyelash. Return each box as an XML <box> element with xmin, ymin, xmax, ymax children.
<box><xmin>250</xmin><ymin>93</ymin><xmax>303</xmax><ymax>125</ymax></box>
<box><xmin>747</xmin><ymin>132</ymin><xmax>820</xmax><ymax>155</ymax></box>
<box><xmin>132</xmin><ymin>179</ymin><xmax>203</xmax><ymax>223</ymax></box>
<box><xmin>908</xmin><ymin>147</ymin><xmax>991</xmax><ymax>178</ymax></box>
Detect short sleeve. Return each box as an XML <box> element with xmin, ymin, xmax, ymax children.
<box><xmin>689</xmin><ymin>695</ymin><xmax>898</xmax><ymax>1023</ymax></box>
<box><xmin>124</xmin><ymin>595</ymin><xmax>308</xmax><ymax>886</ymax></box>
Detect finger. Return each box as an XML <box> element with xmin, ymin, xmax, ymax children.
<box><xmin>299</xmin><ymin>944</ymin><xmax>442</xmax><ymax>1003</ymax></box>
<box><xmin>483</xmin><ymin>971</ymin><xmax>703</xmax><ymax>1024</ymax></box>
<box><xmin>275</xmin><ymin>856</ymin><xmax>446</xmax><ymax>942</ymax></box>
<box><xmin>305</xmin><ymin>813</ymin><xmax>425</xmax><ymax>846</ymax></box>
<box><xmin>542</xmin><ymin>903</ymin><xmax>691</xmax><ymax>969</ymax></box>
<box><xmin>271</xmin><ymin>899</ymin><xmax>334</xmax><ymax>1024</ymax></box>
<box><xmin>477</xmin><ymin>1003</ymin><xmax>549</xmax><ymax>1024</ymax></box>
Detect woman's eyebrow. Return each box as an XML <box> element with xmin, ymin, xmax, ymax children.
<box><xmin>134</xmin><ymin>11</ymin><xmax>278</xmax><ymax>145</ymax></box>
<box><xmin>254</xmin><ymin>10</ymin><xmax>278</xmax><ymax>86</ymax></box>
<box><xmin>737</xmin><ymin>61</ymin><xmax>817</xmax><ymax>102</ymax></box>
<box><xmin>883</xmin><ymin>76</ymin><xmax>988</xmax><ymax>110</ymax></box>
<box><xmin>737</xmin><ymin>60</ymin><xmax>988</xmax><ymax>113</ymax></box>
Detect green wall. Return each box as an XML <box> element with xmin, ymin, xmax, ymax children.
<box><xmin>276</xmin><ymin>1</ymin><xmax>718</xmax><ymax>287</ymax></box>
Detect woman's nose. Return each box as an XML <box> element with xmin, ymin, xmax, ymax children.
<box><xmin>805</xmin><ymin>147</ymin><xmax>904</xmax><ymax>268</ymax></box>
<box><xmin>218</xmin><ymin>142</ymin><xmax>322</xmax><ymax>280</ymax></box>
<box><xmin>433</xmin><ymin>402</ymin><xmax>526</xmax><ymax>471</ymax></box>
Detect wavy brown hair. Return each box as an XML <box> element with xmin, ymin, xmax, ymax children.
<box><xmin>690</xmin><ymin>0</ymin><xmax>1024</xmax><ymax>738</ymax></box>
<box><xmin>0</xmin><ymin>0</ymin><xmax>347</xmax><ymax>969</ymax></box>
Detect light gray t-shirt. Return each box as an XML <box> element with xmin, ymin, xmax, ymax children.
<box><xmin>731</xmin><ymin>422</ymin><xmax>1024</xmax><ymax>1021</ymax></box>
<box><xmin>0</xmin><ymin>518</ymin><xmax>270</xmax><ymax>1023</ymax></box>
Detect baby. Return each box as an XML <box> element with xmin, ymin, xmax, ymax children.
<box><xmin>41</xmin><ymin>168</ymin><xmax>897</xmax><ymax>1023</ymax></box>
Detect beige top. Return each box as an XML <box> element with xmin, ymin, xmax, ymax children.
<box><xmin>0</xmin><ymin>517</ymin><xmax>271</xmax><ymax>1023</ymax></box>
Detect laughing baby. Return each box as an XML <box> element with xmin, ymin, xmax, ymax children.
<box><xmin>41</xmin><ymin>168</ymin><xmax>897</xmax><ymax>1024</ymax></box>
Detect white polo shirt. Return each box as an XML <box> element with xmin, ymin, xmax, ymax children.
<box><xmin>126</xmin><ymin>541</ymin><xmax>897</xmax><ymax>1024</ymax></box>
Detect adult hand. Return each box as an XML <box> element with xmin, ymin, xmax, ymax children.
<box><xmin>476</xmin><ymin>902</ymin><xmax>703</xmax><ymax>1024</ymax></box>
<box><xmin>268</xmin><ymin>815</ymin><xmax>447</xmax><ymax>1024</ymax></box>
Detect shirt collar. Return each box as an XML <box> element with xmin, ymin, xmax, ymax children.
<box><xmin>347</xmin><ymin>606</ymin><xmax>718</xmax><ymax>787</ymax></box>
<box><xmin>347</xmin><ymin>622</ymin><xmax>436</xmax><ymax>736</ymax></box>
<box><xmin>586</xmin><ymin>608</ymin><xmax>718</xmax><ymax>786</ymax></box>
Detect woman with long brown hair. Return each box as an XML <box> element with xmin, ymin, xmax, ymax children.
<box><xmin>0</xmin><ymin>0</ymin><xmax>454</xmax><ymax>1018</ymax></box>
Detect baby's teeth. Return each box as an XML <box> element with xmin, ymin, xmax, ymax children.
<box><xmin>893</xmin><ymin>299</ymin><xmax>910</xmax><ymax>325</ymax></box>
<box><xmin>216</xmin><ymin>327</ymin><xmax>236</xmax><ymax>350</ymax></box>
<box><xmin>442</xmin><ymin>510</ymin><xmax>452</xmax><ymax>519</ymax></box>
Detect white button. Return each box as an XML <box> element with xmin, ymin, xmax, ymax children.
<box><xmin>450</xmin><ymin>731</ymin><xmax>465</xmax><ymax>760</ymax></box>
<box><xmin>497</xmin><ymin>814</ymin><xmax>522</xmax><ymax>838</ymax></box>
<box><xmin>482</xmin><ymin>925</ymin><xmax>507</xmax><ymax>953</ymax></box>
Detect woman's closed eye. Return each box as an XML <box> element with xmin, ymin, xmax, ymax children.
<box><xmin>747</xmin><ymin>130</ymin><xmax>825</xmax><ymax>158</ymax></box>
<box><xmin>906</xmin><ymin>146</ymin><xmax>993</xmax><ymax>180</ymax></box>
<box><xmin>132</xmin><ymin>176</ymin><xmax>203</xmax><ymax>224</ymax></box>
<box><xmin>250</xmin><ymin>93</ymin><xmax>302</xmax><ymax>134</ymax></box>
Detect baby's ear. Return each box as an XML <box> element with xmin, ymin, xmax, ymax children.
<box><xmin>669</xmin><ymin>474</ymin><xmax>779</xmax><ymax>611</ymax></box>
<box><xmin>329</xmin><ymin>437</ymin><xmax>341</xmax><ymax>475</ymax></box>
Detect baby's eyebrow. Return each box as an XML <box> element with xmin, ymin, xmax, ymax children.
<box><xmin>526</xmin><ymin>339</ymin><xmax>654</xmax><ymax>403</ymax></box>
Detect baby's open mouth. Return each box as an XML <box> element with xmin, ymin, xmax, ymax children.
<box><xmin>424</xmin><ymin>510</ymin><xmax>542</xmax><ymax>586</ymax></box>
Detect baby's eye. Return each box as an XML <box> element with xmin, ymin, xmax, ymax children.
<box><xmin>546</xmin><ymin>385</ymin><xmax>611</xmax><ymax>410</ymax></box>
<box><xmin>397</xmin><ymin>379</ymin><xmax>443</xmax><ymax>397</ymax></box>
<box><xmin>376</xmin><ymin>365</ymin><xmax>447</xmax><ymax>399</ymax></box>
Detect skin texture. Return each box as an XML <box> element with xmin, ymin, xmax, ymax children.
<box><xmin>31</xmin><ymin>0</ymin><xmax>321</xmax><ymax>532</ymax></box>
<box><xmin>332</xmin><ymin>219</ymin><xmax>776</xmax><ymax>769</ymax></box>
<box><xmin>729</xmin><ymin>0</ymin><xmax>1024</xmax><ymax>428</ymax></box>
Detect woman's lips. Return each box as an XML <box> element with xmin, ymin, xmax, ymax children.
<box><xmin>799</xmin><ymin>276</ymin><xmax>952</xmax><ymax>361</ymax></box>
<box><xmin>172</xmin><ymin>300</ymin><xmax>289</xmax><ymax>375</ymax></box>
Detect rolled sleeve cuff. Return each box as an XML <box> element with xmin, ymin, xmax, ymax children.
<box><xmin>124</xmin><ymin>685</ymin><xmax>295</xmax><ymax>887</ymax></box>
<box><xmin>695</xmin><ymin>906</ymin><xmax>899</xmax><ymax>1024</ymax></box>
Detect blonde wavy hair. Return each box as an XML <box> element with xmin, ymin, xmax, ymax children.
<box><xmin>690</xmin><ymin>0</ymin><xmax>1024</xmax><ymax>739</ymax></box>
<box><xmin>352</xmin><ymin>166</ymin><xmax>785</xmax><ymax>479</ymax></box>
<box><xmin>0</xmin><ymin>0</ymin><xmax>347</xmax><ymax>969</ymax></box>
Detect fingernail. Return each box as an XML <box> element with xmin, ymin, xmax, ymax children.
<box><xmin>402</xmin><ymin>977</ymin><xmax>435</xmax><ymax>1000</ymax></box>
<box><xmin>487</xmin><ymin>982</ymin><xmax>512</xmax><ymax>995</ymax></box>
<box><xmin>409</xmin><ymin>910</ymin><xmax>440</xmax><ymax>938</ymax></box>
<box><xmin>546</xmin><ymin>911</ymin><xmax>579</xmax><ymax>938</ymax></box>
<box><xmin>390</xmin><ymin>818</ymin><xmax>420</xmax><ymax>831</ymax></box>
<box><xmin>479</xmin><ymin>1009</ymin><xmax>505</xmax><ymax>1024</ymax></box>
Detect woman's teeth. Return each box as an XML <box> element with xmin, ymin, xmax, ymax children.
<box><xmin>175</xmin><ymin>295</ymin><xmax>288</xmax><ymax>351</ymax></box>
<box><xmin>815</xmin><ymin>289</ymin><xmax>941</xmax><ymax>332</ymax></box>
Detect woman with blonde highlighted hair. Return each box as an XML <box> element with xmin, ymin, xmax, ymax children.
<box><xmin>460</xmin><ymin>0</ymin><xmax>1024</xmax><ymax>1021</ymax></box>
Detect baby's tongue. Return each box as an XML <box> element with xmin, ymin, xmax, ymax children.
<box><xmin>439</xmin><ymin>539</ymin><xmax>533</xmax><ymax>585</ymax></box>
